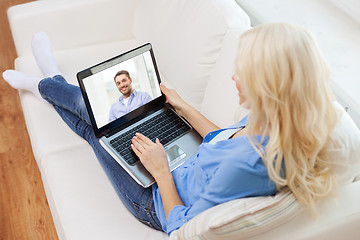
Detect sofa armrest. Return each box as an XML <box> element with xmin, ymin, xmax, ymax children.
<box><xmin>8</xmin><ymin>0</ymin><xmax>138</xmax><ymax>57</ymax></box>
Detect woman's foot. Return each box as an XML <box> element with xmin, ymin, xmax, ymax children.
<box><xmin>2</xmin><ymin>70</ymin><xmax>44</xmax><ymax>101</ymax></box>
<box><xmin>32</xmin><ymin>32</ymin><xmax>61</xmax><ymax>78</ymax></box>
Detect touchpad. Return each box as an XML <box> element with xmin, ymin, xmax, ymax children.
<box><xmin>166</xmin><ymin>145</ymin><xmax>186</xmax><ymax>164</ymax></box>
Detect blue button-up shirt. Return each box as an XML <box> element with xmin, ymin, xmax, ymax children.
<box><xmin>152</xmin><ymin>116</ymin><xmax>277</xmax><ymax>234</ymax></box>
<box><xmin>108</xmin><ymin>90</ymin><xmax>152</xmax><ymax>122</ymax></box>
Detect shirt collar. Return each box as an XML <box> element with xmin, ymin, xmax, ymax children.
<box><xmin>119</xmin><ymin>89</ymin><xmax>137</xmax><ymax>102</ymax></box>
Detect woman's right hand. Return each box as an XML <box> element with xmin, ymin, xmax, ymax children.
<box><xmin>160</xmin><ymin>83</ymin><xmax>189</xmax><ymax>116</ymax></box>
<box><xmin>160</xmin><ymin>83</ymin><xmax>220</xmax><ymax>137</ymax></box>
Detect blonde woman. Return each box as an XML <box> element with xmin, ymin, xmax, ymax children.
<box><xmin>3</xmin><ymin>23</ymin><xmax>352</xmax><ymax>235</ymax></box>
<box><xmin>233</xmin><ymin>23</ymin><xmax>340</xmax><ymax>211</ymax></box>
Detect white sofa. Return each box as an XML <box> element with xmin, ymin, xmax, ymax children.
<box><xmin>7</xmin><ymin>0</ymin><xmax>360</xmax><ymax>239</ymax></box>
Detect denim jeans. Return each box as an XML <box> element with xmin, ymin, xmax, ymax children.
<box><xmin>38</xmin><ymin>75</ymin><xmax>163</xmax><ymax>231</ymax></box>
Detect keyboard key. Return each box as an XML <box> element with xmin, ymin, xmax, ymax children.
<box><xmin>110</xmin><ymin>109</ymin><xmax>191</xmax><ymax>165</ymax></box>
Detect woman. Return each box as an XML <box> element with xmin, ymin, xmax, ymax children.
<box><xmin>3</xmin><ymin>23</ymin><xmax>340</xmax><ymax>234</ymax></box>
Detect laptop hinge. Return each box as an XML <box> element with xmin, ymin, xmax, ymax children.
<box><xmin>101</xmin><ymin>129</ymin><xmax>111</xmax><ymax>138</ymax></box>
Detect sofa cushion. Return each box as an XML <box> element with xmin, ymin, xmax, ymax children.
<box><xmin>133</xmin><ymin>0</ymin><xmax>250</xmax><ymax>110</ymax></box>
<box><xmin>170</xmin><ymin>189</ymin><xmax>302</xmax><ymax>240</ymax></box>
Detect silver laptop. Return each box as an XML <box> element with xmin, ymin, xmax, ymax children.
<box><xmin>77</xmin><ymin>43</ymin><xmax>202</xmax><ymax>187</ymax></box>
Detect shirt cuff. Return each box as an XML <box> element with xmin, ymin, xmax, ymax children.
<box><xmin>165</xmin><ymin>205</ymin><xmax>189</xmax><ymax>235</ymax></box>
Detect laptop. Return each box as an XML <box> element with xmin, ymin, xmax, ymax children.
<box><xmin>77</xmin><ymin>43</ymin><xmax>202</xmax><ymax>187</ymax></box>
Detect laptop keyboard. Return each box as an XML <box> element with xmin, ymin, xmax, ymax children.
<box><xmin>109</xmin><ymin>109</ymin><xmax>191</xmax><ymax>165</ymax></box>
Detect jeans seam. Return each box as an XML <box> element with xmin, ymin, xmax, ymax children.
<box><xmin>146</xmin><ymin>196</ymin><xmax>162</xmax><ymax>230</ymax></box>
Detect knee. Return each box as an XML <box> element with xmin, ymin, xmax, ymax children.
<box><xmin>78</xmin><ymin>123</ymin><xmax>95</xmax><ymax>142</ymax></box>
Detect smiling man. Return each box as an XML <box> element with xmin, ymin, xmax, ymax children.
<box><xmin>108</xmin><ymin>70</ymin><xmax>152</xmax><ymax>122</ymax></box>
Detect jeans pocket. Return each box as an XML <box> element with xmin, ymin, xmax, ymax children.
<box><xmin>132</xmin><ymin>201</ymin><xmax>162</xmax><ymax>231</ymax></box>
<box><xmin>132</xmin><ymin>202</ymin><xmax>152</xmax><ymax>226</ymax></box>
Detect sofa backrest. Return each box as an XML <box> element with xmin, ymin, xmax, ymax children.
<box><xmin>8</xmin><ymin>0</ymin><xmax>139</xmax><ymax>57</ymax></box>
<box><xmin>133</xmin><ymin>0</ymin><xmax>250</xmax><ymax>113</ymax></box>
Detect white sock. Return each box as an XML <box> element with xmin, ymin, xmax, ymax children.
<box><xmin>32</xmin><ymin>32</ymin><xmax>61</xmax><ymax>78</ymax></box>
<box><xmin>2</xmin><ymin>70</ymin><xmax>45</xmax><ymax>102</ymax></box>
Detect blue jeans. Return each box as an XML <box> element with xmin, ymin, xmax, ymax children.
<box><xmin>38</xmin><ymin>75</ymin><xmax>163</xmax><ymax>231</ymax></box>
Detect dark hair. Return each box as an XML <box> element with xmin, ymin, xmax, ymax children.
<box><xmin>114</xmin><ymin>70</ymin><xmax>131</xmax><ymax>81</ymax></box>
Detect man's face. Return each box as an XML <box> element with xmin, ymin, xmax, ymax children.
<box><xmin>115</xmin><ymin>74</ymin><xmax>133</xmax><ymax>98</ymax></box>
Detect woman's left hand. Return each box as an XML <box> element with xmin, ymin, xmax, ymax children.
<box><xmin>131</xmin><ymin>133</ymin><xmax>170</xmax><ymax>180</ymax></box>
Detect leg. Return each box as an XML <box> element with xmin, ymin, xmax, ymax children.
<box><xmin>39</xmin><ymin>76</ymin><xmax>162</xmax><ymax>230</ymax></box>
<box><xmin>3</xmin><ymin>71</ymin><xmax>91</xmax><ymax>125</ymax></box>
<box><xmin>38</xmin><ymin>75</ymin><xmax>91</xmax><ymax>125</ymax></box>
<box><xmin>50</xmin><ymin>100</ymin><xmax>162</xmax><ymax>230</ymax></box>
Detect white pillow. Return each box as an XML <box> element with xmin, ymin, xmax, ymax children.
<box><xmin>170</xmin><ymin>189</ymin><xmax>302</xmax><ymax>240</ymax></box>
<box><xmin>331</xmin><ymin>101</ymin><xmax>360</xmax><ymax>184</ymax></box>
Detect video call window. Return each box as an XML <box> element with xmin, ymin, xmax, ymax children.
<box><xmin>82</xmin><ymin>50</ymin><xmax>161</xmax><ymax>128</ymax></box>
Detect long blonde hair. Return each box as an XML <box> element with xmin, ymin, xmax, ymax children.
<box><xmin>235</xmin><ymin>23</ymin><xmax>339</xmax><ymax>211</ymax></box>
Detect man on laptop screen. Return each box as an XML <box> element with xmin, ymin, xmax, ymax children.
<box><xmin>109</xmin><ymin>70</ymin><xmax>152</xmax><ymax>122</ymax></box>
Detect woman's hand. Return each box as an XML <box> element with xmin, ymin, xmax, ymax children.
<box><xmin>131</xmin><ymin>133</ymin><xmax>169</xmax><ymax>180</ymax></box>
<box><xmin>160</xmin><ymin>83</ymin><xmax>189</xmax><ymax>116</ymax></box>
<box><xmin>160</xmin><ymin>83</ymin><xmax>220</xmax><ymax>138</ymax></box>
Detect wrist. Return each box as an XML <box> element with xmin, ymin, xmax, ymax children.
<box><xmin>155</xmin><ymin>170</ymin><xmax>173</xmax><ymax>184</ymax></box>
<box><xmin>177</xmin><ymin>102</ymin><xmax>192</xmax><ymax>118</ymax></box>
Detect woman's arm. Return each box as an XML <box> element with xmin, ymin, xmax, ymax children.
<box><xmin>155</xmin><ymin>171</ymin><xmax>184</xmax><ymax>218</ymax></box>
<box><xmin>131</xmin><ymin>133</ymin><xmax>183</xmax><ymax>218</ymax></box>
<box><xmin>160</xmin><ymin>83</ymin><xmax>220</xmax><ymax>138</ymax></box>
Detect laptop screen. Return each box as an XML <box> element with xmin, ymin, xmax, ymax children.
<box><xmin>77</xmin><ymin>44</ymin><xmax>165</xmax><ymax>137</ymax></box>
